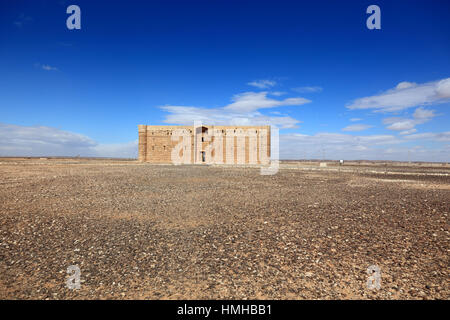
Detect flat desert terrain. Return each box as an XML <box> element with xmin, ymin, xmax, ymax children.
<box><xmin>0</xmin><ymin>158</ymin><xmax>448</xmax><ymax>299</ymax></box>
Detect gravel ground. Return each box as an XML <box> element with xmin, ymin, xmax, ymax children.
<box><xmin>0</xmin><ymin>159</ymin><xmax>448</xmax><ymax>299</ymax></box>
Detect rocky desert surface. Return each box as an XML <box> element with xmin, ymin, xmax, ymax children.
<box><xmin>0</xmin><ymin>158</ymin><xmax>448</xmax><ymax>299</ymax></box>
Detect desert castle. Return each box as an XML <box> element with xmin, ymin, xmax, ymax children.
<box><xmin>138</xmin><ymin>125</ymin><xmax>271</xmax><ymax>164</ymax></box>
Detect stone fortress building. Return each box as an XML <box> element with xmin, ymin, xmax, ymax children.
<box><xmin>138</xmin><ymin>125</ymin><xmax>271</xmax><ymax>164</ymax></box>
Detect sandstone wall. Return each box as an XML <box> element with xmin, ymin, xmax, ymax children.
<box><xmin>138</xmin><ymin>125</ymin><xmax>271</xmax><ymax>164</ymax></box>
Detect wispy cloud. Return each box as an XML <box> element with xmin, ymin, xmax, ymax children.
<box><xmin>399</xmin><ymin>129</ymin><xmax>417</xmax><ymax>135</ymax></box>
<box><xmin>224</xmin><ymin>91</ymin><xmax>310</xmax><ymax>113</ymax></box>
<box><xmin>42</xmin><ymin>65</ymin><xmax>58</xmax><ymax>71</ymax></box>
<box><xmin>160</xmin><ymin>91</ymin><xmax>310</xmax><ymax>129</ymax></box>
<box><xmin>347</xmin><ymin>77</ymin><xmax>450</xmax><ymax>112</ymax></box>
<box><xmin>0</xmin><ymin>123</ymin><xmax>137</xmax><ymax>158</ymax></box>
<box><xmin>292</xmin><ymin>86</ymin><xmax>323</xmax><ymax>93</ymax></box>
<box><xmin>0</xmin><ymin>123</ymin><xmax>95</xmax><ymax>156</ymax></box>
<box><xmin>280</xmin><ymin>132</ymin><xmax>449</xmax><ymax>162</ymax></box>
<box><xmin>270</xmin><ymin>91</ymin><xmax>287</xmax><ymax>96</ymax></box>
<box><xmin>91</xmin><ymin>140</ymin><xmax>138</xmax><ymax>158</ymax></box>
<box><xmin>14</xmin><ymin>14</ymin><xmax>33</xmax><ymax>28</ymax></box>
<box><xmin>402</xmin><ymin>131</ymin><xmax>450</xmax><ymax>142</ymax></box>
<box><xmin>350</xmin><ymin>118</ymin><xmax>362</xmax><ymax>122</ymax></box>
<box><xmin>161</xmin><ymin>105</ymin><xmax>301</xmax><ymax>129</ymax></box>
<box><xmin>247</xmin><ymin>79</ymin><xmax>276</xmax><ymax>89</ymax></box>
<box><xmin>342</xmin><ymin>124</ymin><xmax>373</xmax><ymax>132</ymax></box>
<box><xmin>383</xmin><ymin>107</ymin><xmax>436</xmax><ymax>132</ymax></box>
<box><xmin>35</xmin><ymin>63</ymin><xmax>58</xmax><ymax>71</ymax></box>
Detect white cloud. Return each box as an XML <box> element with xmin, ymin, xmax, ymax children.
<box><xmin>14</xmin><ymin>14</ymin><xmax>32</xmax><ymax>27</ymax></box>
<box><xmin>395</xmin><ymin>81</ymin><xmax>417</xmax><ymax>90</ymax></box>
<box><xmin>270</xmin><ymin>91</ymin><xmax>287</xmax><ymax>96</ymax></box>
<box><xmin>347</xmin><ymin>77</ymin><xmax>450</xmax><ymax>112</ymax></box>
<box><xmin>350</xmin><ymin>118</ymin><xmax>362</xmax><ymax>122</ymax></box>
<box><xmin>282</xmin><ymin>132</ymin><xmax>401</xmax><ymax>148</ymax></box>
<box><xmin>0</xmin><ymin>123</ymin><xmax>137</xmax><ymax>158</ymax></box>
<box><xmin>413</xmin><ymin>106</ymin><xmax>436</xmax><ymax>120</ymax></box>
<box><xmin>42</xmin><ymin>65</ymin><xmax>58</xmax><ymax>71</ymax></box>
<box><xmin>399</xmin><ymin>128</ymin><xmax>417</xmax><ymax>135</ymax></box>
<box><xmin>91</xmin><ymin>140</ymin><xmax>138</xmax><ymax>158</ymax></box>
<box><xmin>280</xmin><ymin>132</ymin><xmax>449</xmax><ymax>162</ymax></box>
<box><xmin>342</xmin><ymin>124</ymin><xmax>373</xmax><ymax>132</ymax></box>
<box><xmin>161</xmin><ymin>91</ymin><xmax>310</xmax><ymax>129</ymax></box>
<box><xmin>35</xmin><ymin>63</ymin><xmax>58</xmax><ymax>71</ymax></box>
<box><xmin>436</xmin><ymin>79</ymin><xmax>450</xmax><ymax>99</ymax></box>
<box><xmin>224</xmin><ymin>91</ymin><xmax>310</xmax><ymax>113</ymax></box>
<box><xmin>292</xmin><ymin>86</ymin><xmax>323</xmax><ymax>93</ymax></box>
<box><xmin>402</xmin><ymin>131</ymin><xmax>450</xmax><ymax>142</ymax></box>
<box><xmin>280</xmin><ymin>132</ymin><xmax>399</xmax><ymax>160</ymax></box>
<box><xmin>383</xmin><ymin>107</ymin><xmax>436</xmax><ymax>131</ymax></box>
<box><xmin>161</xmin><ymin>105</ymin><xmax>301</xmax><ymax>129</ymax></box>
<box><xmin>247</xmin><ymin>80</ymin><xmax>276</xmax><ymax>89</ymax></box>
<box><xmin>385</xmin><ymin>119</ymin><xmax>417</xmax><ymax>131</ymax></box>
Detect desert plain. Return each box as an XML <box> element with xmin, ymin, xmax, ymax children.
<box><xmin>0</xmin><ymin>158</ymin><xmax>448</xmax><ymax>299</ymax></box>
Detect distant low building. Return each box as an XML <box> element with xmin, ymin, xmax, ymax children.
<box><xmin>138</xmin><ymin>125</ymin><xmax>271</xmax><ymax>165</ymax></box>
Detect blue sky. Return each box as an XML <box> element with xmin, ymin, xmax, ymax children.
<box><xmin>1</xmin><ymin>0</ymin><xmax>449</xmax><ymax>160</ymax></box>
